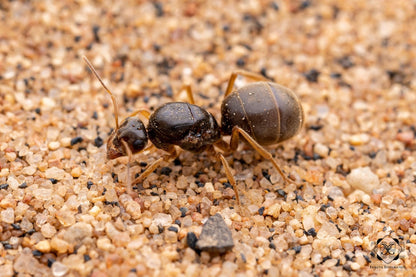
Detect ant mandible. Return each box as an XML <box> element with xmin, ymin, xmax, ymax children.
<box><xmin>83</xmin><ymin>56</ymin><xmax>304</xmax><ymax>203</ymax></box>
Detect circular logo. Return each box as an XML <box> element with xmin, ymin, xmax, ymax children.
<box><xmin>372</xmin><ymin>234</ymin><xmax>403</xmax><ymax>264</ymax></box>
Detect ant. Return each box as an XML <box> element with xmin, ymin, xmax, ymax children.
<box><xmin>83</xmin><ymin>56</ymin><xmax>304</xmax><ymax>203</ymax></box>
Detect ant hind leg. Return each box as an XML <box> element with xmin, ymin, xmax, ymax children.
<box><xmin>230</xmin><ymin>126</ymin><xmax>291</xmax><ymax>184</ymax></box>
<box><xmin>224</xmin><ymin>70</ymin><xmax>269</xmax><ymax>97</ymax></box>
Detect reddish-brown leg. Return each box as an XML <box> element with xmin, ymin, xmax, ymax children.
<box><xmin>121</xmin><ymin>140</ymin><xmax>134</xmax><ymax>196</ymax></box>
<box><xmin>224</xmin><ymin>70</ymin><xmax>268</xmax><ymax>97</ymax></box>
<box><xmin>216</xmin><ymin>152</ymin><xmax>240</xmax><ymax>204</ymax></box>
<box><xmin>125</xmin><ymin>109</ymin><xmax>151</xmax><ymax>121</ymax></box>
<box><xmin>132</xmin><ymin>146</ymin><xmax>178</xmax><ymax>186</ymax></box>
<box><xmin>181</xmin><ymin>84</ymin><xmax>195</xmax><ymax>105</ymax></box>
<box><xmin>230</xmin><ymin>126</ymin><xmax>290</xmax><ymax>184</ymax></box>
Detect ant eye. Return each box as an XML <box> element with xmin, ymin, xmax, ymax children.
<box><xmin>132</xmin><ymin>139</ymin><xmax>146</xmax><ymax>151</ymax></box>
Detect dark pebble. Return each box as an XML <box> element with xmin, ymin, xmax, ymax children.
<box><xmin>32</xmin><ymin>250</ymin><xmax>42</xmax><ymax>257</ymax></box>
<box><xmin>160</xmin><ymin>167</ymin><xmax>172</xmax><ymax>176</ymax></box>
<box><xmin>11</xmin><ymin>223</ymin><xmax>21</xmax><ymax>230</ymax></box>
<box><xmin>306</xmin><ymin>228</ymin><xmax>317</xmax><ymax>237</ymax></box>
<box><xmin>180</xmin><ymin>207</ymin><xmax>188</xmax><ymax>217</ymax></box>
<box><xmin>277</xmin><ymin>189</ymin><xmax>287</xmax><ymax>198</ymax></box>
<box><xmin>293</xmin><ymin>245</ymin><xmax>301</xmax><ymax>254</ymax></box>
<box><xmin>195</xmin><ymin>213</ymin><xmax>234</xmax><ymax>254</ymax></box>
<box><xmin>87</xmin><ymin>181</ymin><xmax>93</xmax><ymax>189</ymax></box>
<box><xmin>303</xmin><ymin>69</ymin><xmax>320</xmax><ymax>82</ymax></box>
<box><xmin>47</xmin><ymin>258</ymin><xmax>55</xmax><ymax>267</ymax></box>
<box><xmin>223</xmin><ymin>182</ymin><xmax>232</xmax><ymax>189</ymax></box>
<box><xmin>94</xmin><ymin>136</ymin><xmax>103</xmax><ymax>148</ymax></box>
<box><xmin>70</xmin><ymin>136</ymin><xmax>83</xmax><ymax>146</ymax></box>
<box><xmin>0</xmin><ymin>183</ymin><xmax>9</xmax><ymax>190</ymax></box>
<box><xmin>168</xmin><ymin>226</ymin><xmax>178</xmax><ymax>233</ymax></box>
<box><xmin>19</xmin><ymin>182</ymin><xmax>27</xmax><ymax>188</ymax></box>
<box><xmin>186</xmin><ymin>232</ymin><xmax>198</xmax><ymax>251</ymax></box>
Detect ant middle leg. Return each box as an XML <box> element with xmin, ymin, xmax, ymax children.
<box><xmin>132</xmin><ymin>145</ymin><xmax>178</xmax><ymax>186</ymax></box>
<box><xmin>230</xmin><ymin>126</ymin><xmax>290</xmax><ymax>184</ymax></box>
<box><xmin>224</xmin><ymin>70</ymin><xmax>269</xmax><ymax>97</ymax></box>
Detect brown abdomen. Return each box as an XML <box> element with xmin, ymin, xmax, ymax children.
<box><xmin>221</xmin><ymin>82</ymin><xmax>303</xmax><ymax>145</ymax></box>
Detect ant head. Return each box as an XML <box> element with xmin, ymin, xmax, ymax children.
<box><xmin>107</xmin><ymin>117</ymin><xmax>148</xmax><ymax>159</ymax></box>
<box><xmin>84</xmin><ymin>56</ymin><xmax>148</xmax><ymax>159</ymax></box>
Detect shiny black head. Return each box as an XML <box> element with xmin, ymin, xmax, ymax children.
<box><xmin>107</xmin><ymin>117</ymin><xmax>148</xmax><ymax>159</ymax></box>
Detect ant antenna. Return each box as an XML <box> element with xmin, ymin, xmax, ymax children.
<box><xmin>83</xmin><ymin>56</ymin><xmax>120</xmax><ymax>130</ymax></box>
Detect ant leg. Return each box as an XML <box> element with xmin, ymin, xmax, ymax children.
<box><xmin>230</xmin><ymin>126</ymin><xmax>290</xmax><ymax>184</ymax></box>
<box><xmin>224</xmin><ymin>70</ymin><xmax>269</xmax><ymax>97</ymax></box>
<box><xmin>216</xmin><ymin>152</ymin><xmax>240</xmax><ymax>204</ymax></box>
<box><xmin>126</xmin><ymin>109</ymin><xmax>151</xmax><ymax>120</ymax></box>
<box><xmin>132</xmin><ymin>146</ymin><xmax>178</xmax><ymax>186</ymax></box>
<box><xmin>121</xmin><ymin>140</ymin><xmax>134</xmax><ymax>196</ymax></box>
<box><xmin>181</xmin><ymin>84</ymin><xmax>195</xmax><ymax>104</ymax></box>
<box><xmin>214</xmin><ymin>139</ymin><xmax>231</xmax><ymax>154</ymax></box>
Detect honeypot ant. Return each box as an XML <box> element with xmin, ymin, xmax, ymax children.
<box><xmin>83</xmin><ymin>56</ymin><xmax>304</xmax><ymax>203</ymax></box>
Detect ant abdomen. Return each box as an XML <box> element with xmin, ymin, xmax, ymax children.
<box><xmin>221</xmin><ymin>82</ymin><xmax>304</xmax><ymax>145</ymax></box>
<box><xmin>147</xmin><ymin>102</ymin><xmax>221</xmax><ymax>153</ymax></box>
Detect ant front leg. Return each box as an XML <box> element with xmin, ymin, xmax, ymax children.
<box><xmin>230</xmin><ymin>126</ymin><xmax>290</xmax><ymax>184</ymax></box>
<box><xmin>120</xmin><ymin>140</ymin><xmax>134</xmax><ymax>196</ymax></box>
<box><xmin>224</xmin><ymin>70</ymin><xmax>269</xmax><ymax>97</ymax></box>
<box><xmin>132</xmin><ymin>146</ymin><xmax>178</xmax><ymax>187</ymax></box>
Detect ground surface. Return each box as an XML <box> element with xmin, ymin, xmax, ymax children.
<box><xmin>0</xmin><ymin>0</ymin><xmax>416</xmax><ymax>276</ymax></box>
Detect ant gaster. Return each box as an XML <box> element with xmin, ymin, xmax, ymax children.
<box><xmin>83</xmin><ymin>57</ymin><xmax>304</xmax><ymax>203</ymax></box>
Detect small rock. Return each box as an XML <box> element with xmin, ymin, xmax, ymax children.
<box><xmin>35</xmin><ymin>240</ymin><xmax>51</xmax><ymax>253</ymax></box>
<box><xmin>1</xmin><ymin>207</ymin><xmax>14</xmax><ymax>224</ymax></box>
<box><xmin>125</xmin><ymin>201</ymin><xmax>141</xmax><ymax>219</ymax></box>
<box><xmin>314</xmin><ymin>143</ymin><xmax>329</xmax><ymax>158</ymax></box>
<box><xmin>51</xmin><ymin>261</ymin><xmax>68</xmax><ymax>277</ymax></box>
<box><xmin>41</xmin><ymin>97</ymin><xmax>56</xmax><ymax>110</ymax></box>
<box><xmin>347</xmin><ymin>167</ymin><xmax>379</xmax><ymax>194</ymax></box>
<box><xmin>195</xmin><ymin>213</ymin><xmax>234</xmax><ymax>254</ymax></box>
<box><xmin>71</xmin><ymin>166</ymin><xmax>82</xmax><ymax>178</ymax></box>
<box><xmin>45</xmin><ymin>167</ymin><xmax>67</xmax><ymax>180</ymax></box>
<box><xmin>265</xmin><ymin>203</ymin><xmax>281</xmax><ymax>218</ymax></box>
<box><xmin>63</xmin><ymin>222</ymin><xmax>92</xmax><ymax>245</ymax></box>
<box><xmin>48</xmin><ymin>141</ymin><xmax>60</xmax><ymax>151</ymax></box>
<box><xmin>317</xmin><ymin>222</ymin><xmax>340</xmax><ymax>239</ymax></box>
<box><xmin>14</xmin><ymin>248</ymin><xmax>49</xmax><ymax>275</ymax></box>
<box><xmin>41</xmin><ymin>223</ymin><xmax>57</xmax><ymax>238</ymax></box>
<box><xmin>153</xmin><ymin>213</ymin><xmax>172</xmax><ymax>227</ymax></box>
<box><xmin>396</xmin><ymin>130</ymin><xmax>414</xmax><ymax>145</ymax></box>
<box><xmin>22</xmin><ymin>166</ymin><xmax>36</xmax><ymax>175</ymax></box>
<box><xmin>50</xmin><ymin>237</ymin><xmax>70</xmax><ymax>254</ymax></box>
<box><xmin>33</xmin><ymin>188</ymin><xmax>53</xmax><ymax>201</ymax></box>
<box><xmin>349</xmin><ymin>134</ymin><xmax>369</xmax><ymax>146</ymax></box>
